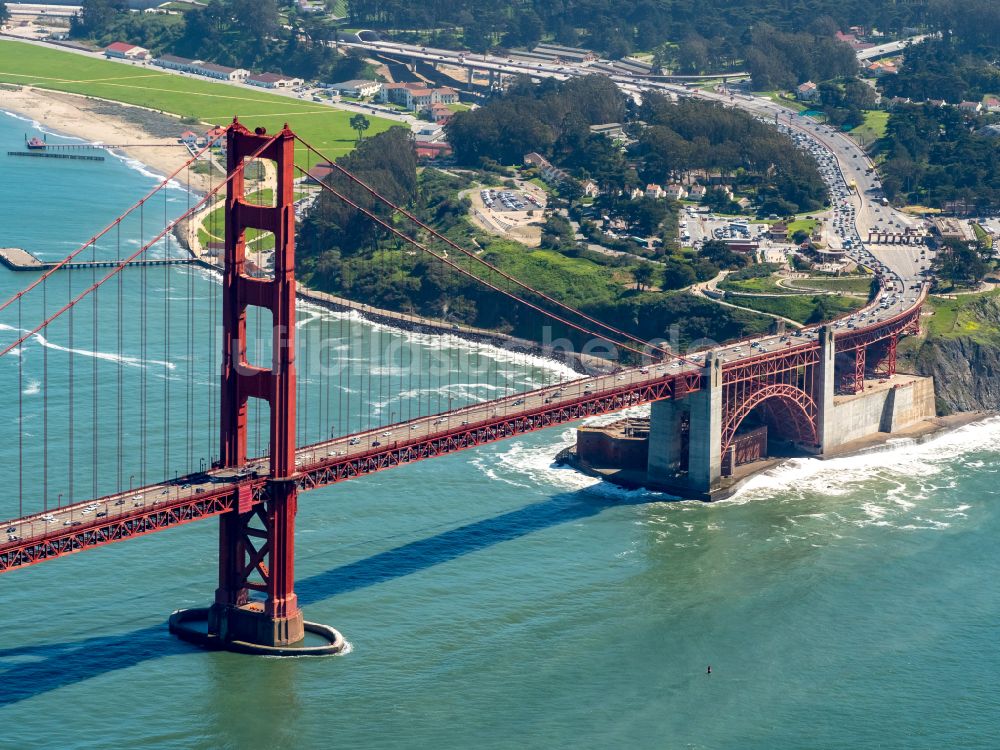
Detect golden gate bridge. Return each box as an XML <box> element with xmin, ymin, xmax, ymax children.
<box><xmin>0</xmin><ymin>120</ymin><xmax>920</xmax><ymax>654</ymax></box>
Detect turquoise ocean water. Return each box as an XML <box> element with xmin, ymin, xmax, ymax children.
<box><xmin>0</xmin><ymin>112</ymin><xmax>998</xmax><ymax>749</ymax></box>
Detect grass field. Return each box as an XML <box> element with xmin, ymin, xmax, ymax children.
<box><xmin>972</xmin><ymin>223</ymin><xmax>993</xmax><ymax>248</ymax></box>
<box><xmin>719</xmin><ymin>276</ymin><xmax>796</xmax><ymax>294</ymax></box>
<box><xmin>786</xmin><ymin>275</ymin><xmax>874</xmax><ymax>294</ymax></box>
<box><xmin>758</xmin><ymin>90</ymin><xmax>808</xmax><ymax>113</ymax></box>
<box><xmin>923</xmin><ymin>289</ymin><xmax>1000</xmax><ymax>341</ymax></box>
<box><xmin>786</xmin><ymin>218</ymin><xmax>818</xmax><ymax>236</ymax></box>
<box><xmin>0</xmin><ymin>40</ymin><xmax>395</xmax><ymax>164</ymax></box>
<box><xmin>850</xmin><ymin>110</ymin><xmax>889</xmax><ymax>147</ymax></box>
<box><xmin>727</xmin><ymin>293</ymin><xmax>866</xmax><ymax>323</ymax></box>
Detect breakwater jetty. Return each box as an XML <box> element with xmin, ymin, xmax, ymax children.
<box><xmin>0</xmin><ymin>247</ymin><xmax>193</xmax><ymax>272</ymax></box>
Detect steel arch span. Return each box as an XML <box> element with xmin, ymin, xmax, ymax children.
<box><xmin>721</xmin><ymin>382</ymin><xmax>819</xmax><ymax>458</ymax></box>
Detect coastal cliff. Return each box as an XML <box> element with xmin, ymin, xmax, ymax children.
<box><xmin>903</xmin><ymin>292</ymin><xmax>1000</xmax><ymax>413</ymax></box>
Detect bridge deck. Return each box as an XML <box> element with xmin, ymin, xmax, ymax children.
<box><xmin>0</xmin><ymin>293</ymin><xmax>924</xmax><ymax>573</ymax></box>
<box><xmin>0</xmin><ymin>363</ymin><xmax>702</xmax><ymax>572</ymax></box>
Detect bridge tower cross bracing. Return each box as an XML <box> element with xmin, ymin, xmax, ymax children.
<box><xmin>209</xmin><ymin>120</ymin><xmax>305</xmax><ymax>648</ymax></box>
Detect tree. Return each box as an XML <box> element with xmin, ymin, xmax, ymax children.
<box><xmin>661</xmin><ymin>260</ymin><xmax>697</xmax><ymax>290</ymax></box>
<box><xmin>0</xmin><ymin>3</ymin><xmax>9</xmax><ymax>24</ymax></box>
<box><xmin>72</xmin><ymin>0</ymin><xmax>128</xmax><ymax>37</ymax></box>
<box><xmin>700</xmin><ymin>239</ymin><xmax>748</xmax><ymax>270</ymax></box>
<box><xmin>806</xmin><ymin>296</ymin><xmax>837</xmax><ymax>324</ymax></box>
<box><xmin>633</xmin><ymin>262</ymin><xmax>655</xmax><ymax>291</ymax></box>
<box><xmin>934</xmin><ymin>239</ymin><xmax>989</xmax><ymax>287</ymax></box>
<box><xmin>349</xmin><ymin>113</ymin><xmax>371</xmax><ymax>142</ymax></box>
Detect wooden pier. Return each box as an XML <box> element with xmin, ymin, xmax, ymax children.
<box><xmin>0</xmin><ymin>247</ymin><xmax>194</xmax><ymax>272</ymax></box>
<box><xmin>8</xmin><ymin>150</ymin><xmax>105</xmax><ymax>162</ymax></box>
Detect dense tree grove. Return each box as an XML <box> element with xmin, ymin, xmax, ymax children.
<box><xmin>634</xmin><ymin>95</ymin><xmax>828</xmax><ymax>214</ymax></box>
<box><xmin>743</xmin><ymin>25</ymin><xmax>858</xmax><ymax>90</ymax></box>
<box><xmin>347</xmin><ymin>0</ymin><xmax>937</xmax><ymax>62</ymax></box>
<box><xmin>447</xmin><ymin>85</ymin><xmax>826</xmax><ymax>215</ymax></box>
<box><xmin>298</xmin><ymin>126</ymin><xmax>418</xmax><ymax>262</ymax></box>
<box><xmin>71</xmin><ymin>0</ymin><xmax>364</xmax><ymax>80</ymax></box>
<box><xmin>878</xmin><ymin>104</ymin><xmax>1000</xmax><ymax>211</ymax></box>
<box><xmin>816</xmin><ymin>79</ymin><xmax>879</xmax><ymax>130</ymax></box>
<box><xmin>883</xmin><ymin>36</ymin><xmax>1000</xmax><ymax>104</ymax></box>
<box><xmin>932</xmin><ymin>238</ymin><xmax>991</xmax><ymax>288</ymax></box>
<box><xmin>446</xmin><ymin>75</ymin><xmax>626</xmax><ymax>166</ymax></box>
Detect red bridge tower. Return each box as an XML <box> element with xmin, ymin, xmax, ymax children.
<box><xmin>170</xmin><ymin>121</ymin><xmax>342</xmax><ymax>655</ymax></box>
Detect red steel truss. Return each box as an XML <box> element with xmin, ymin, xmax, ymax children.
<box><xmin>0</xmin><ymin>373</ymin><xmax>701</xmax><ymax>572</ymax></box>
<box><xmin>720</xmin><ymin>342</ymin><xmax>821</xmax><ymax>459</ymax></box>
<box><xmin>869</xmin><ymin>334</ymin><xmax>898</xmax><ymax>377</ymax></box>
<box><xmin>0</xmin><ymin>487</ymin><xmax>249</xmax><ymax>573</ymax></box>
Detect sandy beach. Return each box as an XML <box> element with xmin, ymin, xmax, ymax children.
<box><xmin>0</xmin><ymin>85</ymin><xmax>215</xmax><ymax>191</ymax></box>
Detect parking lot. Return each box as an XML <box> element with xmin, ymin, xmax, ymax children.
<box><xmin>467</xmin><ymin>184</ymin><xmax>548</xmax><ymax>246</ymax></box>
<box><xmin>480</xmin><ymin>188</ymin><xmax>543</xmax><ymax>213</ymax></box>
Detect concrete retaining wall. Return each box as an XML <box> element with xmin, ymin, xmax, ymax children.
<box><xmin>825</xmin><ymin>376</ymin><xmax>935</xmax><ymax>449</ymax></box>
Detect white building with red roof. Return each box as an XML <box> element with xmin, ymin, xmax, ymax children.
<box><xmin>104</xmin><ymin>42</ymin><xmax>149</xmax><ymax>61</ymax></box>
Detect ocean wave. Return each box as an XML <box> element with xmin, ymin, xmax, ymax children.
<box><xmin>727</xmin><ymin>415</ymin><xmax>1000</xmax><ymax>505</ymax></box>
<box><xmin>110</xmin><ymin>152</ymin><xmax>186</xmax><ymax>192</ymax></box>
<box><xmin>0</xmin><ymin>323</ymin><xmax>176</xmax><ymax>370</ymax></box>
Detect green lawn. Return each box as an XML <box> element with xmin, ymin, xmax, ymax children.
<box><xmin>727</xmin><ymin>293</ymin><xmax>866</xmax><ymax>323</ymax></box>
<box><xmin>757</xmin><ymin>90</ymin><xmax>809</xmax><ymax>113</ymax></box>
<box><xmin>924</xmin><ymin>289</ymin><xmax>1000</xmax><ymax>341</ymax></box>
<box><xmin>972</xmin><ymin>223</ymin><xmax>993</xmax><ymax>248</ymax></box>
<box><xmin>0</xmin><ymin>40</ymin><xmax>395</xmax><ymax>165</ymax></box>
<box><xmin>850</xmin><ymin>110</ymin><xmax>889</xmax><ymax>147</ymax></box>
<box><xmin>719</xmin><ymin>276</ymin><xmax>796</xmax><ymax>294</ymax></box>
<box><xmin>786</xmin><ymin>218</ymin><xmax>819</xmax><ymax>236</ymax></box>
<box><xmin>786</xmin><ymin>275</ymin><xmax>874</xmax><ymax>294</ymax></box>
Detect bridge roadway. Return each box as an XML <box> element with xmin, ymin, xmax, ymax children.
<box><xmin>0</xmin><ymin>291</ymin><xmax>923</xmax><ymax>572</ymax></box>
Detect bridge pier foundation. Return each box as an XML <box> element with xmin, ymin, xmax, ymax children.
<box><xmin>816</xmin><ymin>325</ymin><xmax>836</xmax><ymax>452</ymax></box>
<box><xmin>646</xmin><ymin>352</ymin><xmax>722</xmax><ymax>497</ymax></box>
<box><xmin>687</xmin><ymin>353</ymin><xmax>722</xmax><ymax>493</ymax></box>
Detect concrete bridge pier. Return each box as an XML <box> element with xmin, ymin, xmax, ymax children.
<box><xmin>687</xmin><ymin>352</ymin><xmax>722</xmax><ymax>493</ymax></box>
<box><xmin>647</xmin><ymin>352</ymin><xmax>722</xmax><ymax>497</ymax></box>
<box><xmin>816</xmin><ymin>325</ymin><xmax>836</xmax><ymax>451</ymax></box>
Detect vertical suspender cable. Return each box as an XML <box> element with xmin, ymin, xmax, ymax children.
<box><xmin>68</xmin><ymin>259</ymin><xmax>74</xmax><ymax>507</ymax></box>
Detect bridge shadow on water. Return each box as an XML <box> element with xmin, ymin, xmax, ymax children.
<box><xmin>0</xmin><ymin>486</ymin><xmax>653</xmax><ymax>708</ymax></box>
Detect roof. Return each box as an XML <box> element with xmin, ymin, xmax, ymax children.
<box><xmin>797</xmin><ymin>81</ymin><xmax>817</xmax><ymax>91</ymax></box>
<box><xmin>330</xmin><ymin>79</ymin><xmax>379</xmax><ymax>89</ymax></box>
<box><xmin>157</xmin><ymin>54</ymin><xmax>197</xmax><ymax>65</ymax></box>
<box><xmin>306</xmin><ymin>162</ymin><xmax>336</xmax><ymax>181</ymax></box>
<box><xmin>106</xmin><ymin>42</ymin><xmax>139</xmax><ymax>53</ymax></box>
<box><xmin>248</xmin><ymin>72</ymin><xmax>297</xmax><ymax>83</ymax></box>
<box><xmin>198</xmin><ymin>62</ymin><xmax>241</xmax><ymax>74</ymax></box>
